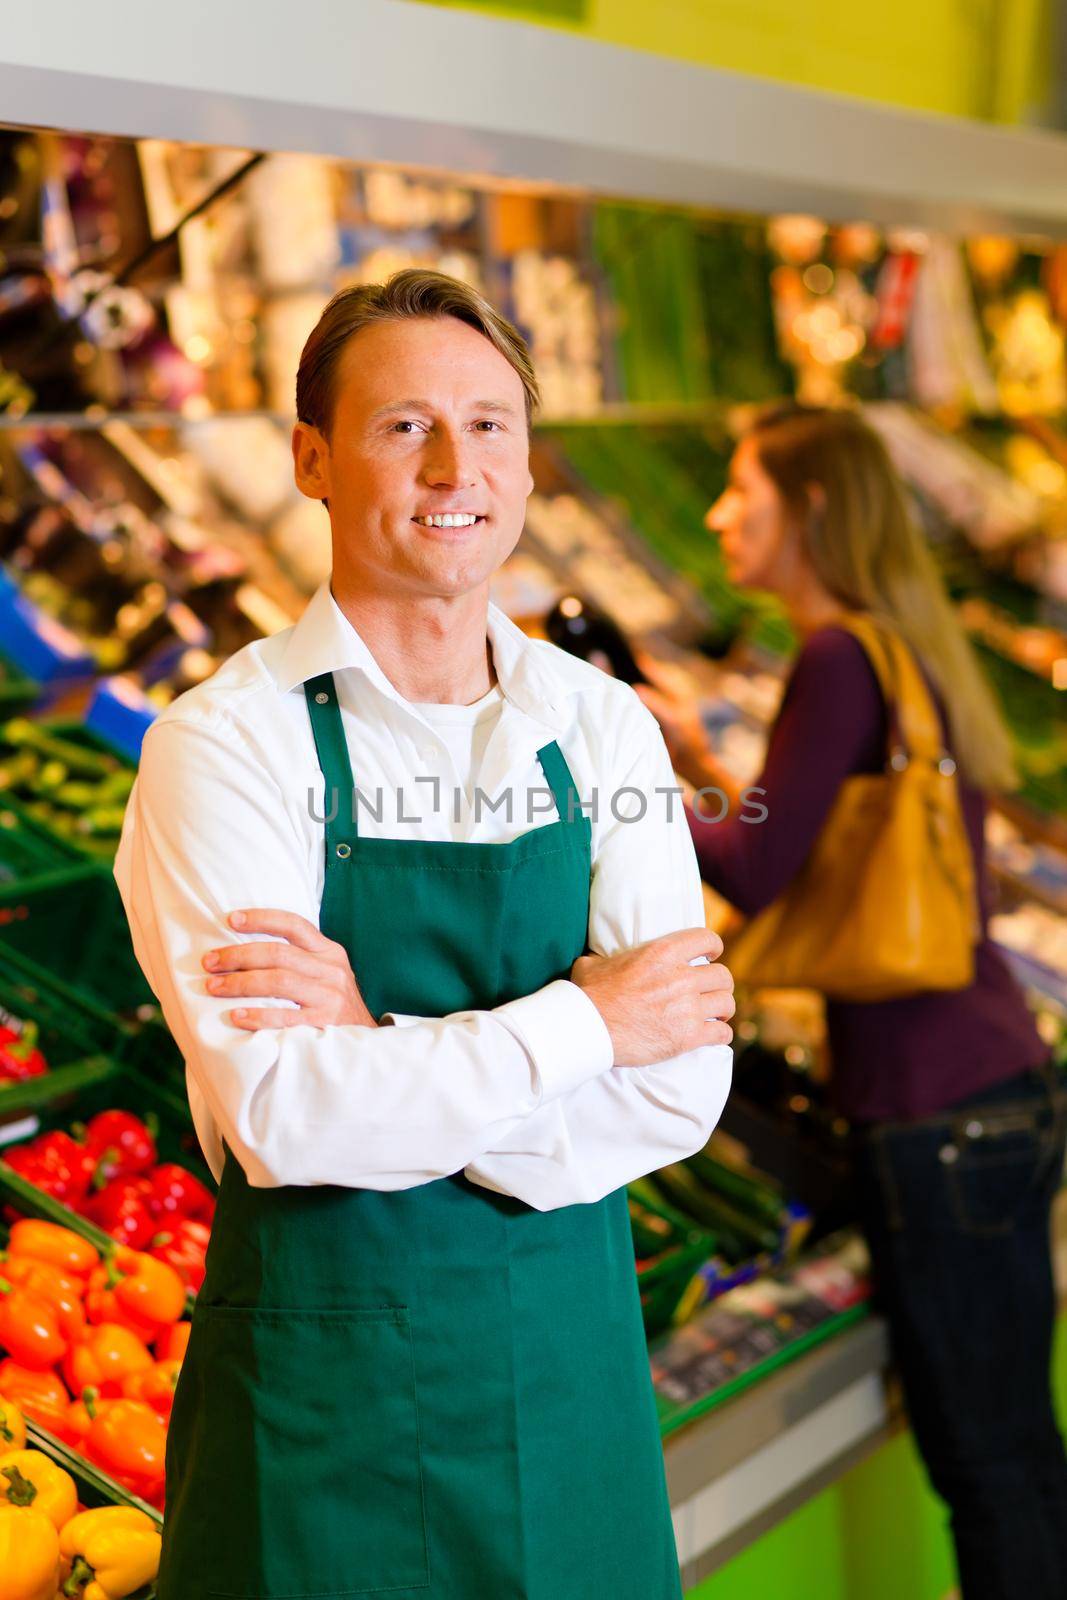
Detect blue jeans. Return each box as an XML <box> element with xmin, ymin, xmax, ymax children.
<box><xmin>854</xmin><ymin>1067</ymin><xmax>1067</xmax><ymax>1600</ymax></box>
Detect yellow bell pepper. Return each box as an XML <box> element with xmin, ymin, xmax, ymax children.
<box><xmin>0</xmin><ymin>1504</ymin><xmax>61</xmax><ymax>1600</ymax></box>
<box><xmin>0</xmin><ymin>1452</ymin><xmax>77</xmax><ymax>1531</ymax></box>
<box><xmin>58</xmin><ymin>1507</ymin><xmax>162</xmax><ymax>1600</ymax></box>
<box><xmin>0</xmin><ymin>1394</ymin><xmax>26</xmax><ymax>1451</ymax></box>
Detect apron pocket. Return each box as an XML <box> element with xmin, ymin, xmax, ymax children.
<box><xmin>185</xmin><ymin>1304</ymin><xmax>429</xmax><ymax>1598</ymax></box>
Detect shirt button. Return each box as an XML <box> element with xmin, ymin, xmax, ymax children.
<box><xmin>314</xmin><ymin>691</ymin><xmax>329</xmax><ymax>705</ymax></box>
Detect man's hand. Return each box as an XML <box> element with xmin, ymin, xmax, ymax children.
<box><xmin>570</xmin><ymin>928</ymin><xmax>734</xmax><ymax>1066</ymax></box>
<box><xmin>202</xmin><ymin>909</ymin><xmax>377</xmax><ymax>1031</ymax></box>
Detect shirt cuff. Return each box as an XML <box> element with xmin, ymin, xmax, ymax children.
<box><xmin>492</xmin><ymin>978</ymin><xmax>614</xmax><ymax>1101</ymax></box>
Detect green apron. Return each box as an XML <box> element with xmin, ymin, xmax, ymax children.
<box><xmin>158</xmin><ymin>670</ymin><xmax>682</xmax><ymax>1600</ymax></box>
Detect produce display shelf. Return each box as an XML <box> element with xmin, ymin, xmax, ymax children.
<box><xmin>0</xmin><ymin>943</ymin><xmax>136</xmax><ymax>1122</ymax></box>
<box><xmin>0</xmin><ymin>653</ymin><xmax>38</xmax><ymax>716</ymax></box>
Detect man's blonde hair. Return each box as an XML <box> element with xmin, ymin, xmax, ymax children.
<box><xmin>296</xmin><ymin>268</ymin><xmax>541</xmax><ymax>436</ymax></box>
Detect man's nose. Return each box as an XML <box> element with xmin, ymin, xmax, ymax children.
<box><xmin>422</xmin><ymin>431</ymin><xmax>476</xmax><ymax>488</ymax></box>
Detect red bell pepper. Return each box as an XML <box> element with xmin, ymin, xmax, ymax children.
<box><xmin>148</xmin><ymin>1220</ymin><xmax>209</xmax><ymax>1292</ymax></box>
<box><xmin>80</xmin><ymin>1111</ymin><xmax>158</xmax><ymax>1184</ymax></box>
<box><xmin>0</xmin><ymin>1012</ymin><xmax>48</xmax><ymax>1082</ymax></box>
<box><xmin>83</xmin><ymin>1177</ymin><xmax>156</xmax><ymax>1249</ymax></box>
<box><xmin>1</xmin><ymin>1134</ymin><xmax>93</xmax><ymax>1206</ymax></box>
<box><xmin>146</xmin><ymin>1163</ymin><xmax>215</xmax><ymax>1223</ymax></box>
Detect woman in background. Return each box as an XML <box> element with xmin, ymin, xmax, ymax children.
<box><xmin>637</xmin><ymin>404</ymin><xmax>1067</xmax><ymax>1600</ymax></box>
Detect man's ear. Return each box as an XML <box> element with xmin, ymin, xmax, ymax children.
<box><xmin>293</xmin><ymin>420</ymin><xmax>330</xmax><ymax>505</ymax></box>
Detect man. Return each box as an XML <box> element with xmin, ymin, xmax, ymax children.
<box><xmin>115</xmin><ymin>269</ymin><xmax>734</xmax><ymax>1600</ymax></box>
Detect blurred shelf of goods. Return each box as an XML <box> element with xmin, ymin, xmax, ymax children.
<box><xmin>0</xmin><ymin>120</ymin><xmax>1065</xmax><ymax>1445</ymax></box>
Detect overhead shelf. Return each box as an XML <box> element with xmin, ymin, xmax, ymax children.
<box><xmin>1</xmin><ymin>0</ymin><xmax>1067</xmax><ymax>237</ymax></box>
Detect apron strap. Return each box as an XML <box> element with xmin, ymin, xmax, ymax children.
<box><xmin>304</xmin><ymin>675</ymin><xmax>583</xmax><ymax>841</ymax></box>
<box><xmin>536</xmin><ymin>740</ymin><xmax>585</xmax><ymax>828</ymax></box>
<box><xmin>304</xmin><ymin>672</ymin><xmax>359</xmax><ymax>847</ymax></box>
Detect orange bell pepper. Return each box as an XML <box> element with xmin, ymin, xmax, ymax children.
<box><xmin>62</xmin><ymin>1327</ymin><xmax>151</xmax><ymax>1401</ymax></box>
<box><xmin>119</xmin><ymin>1361</ymin><xmax>180</xmax><ymax>1422</ymax></box>
<box><xmin>0</xmin><ymin>1449</ymin><xmax>77</xmax><ymax>1531</ymax></box>
<box><xmin>0</xmin><ymin>1395</ymin><xmax>25</xmax><ymax>1452</ymax></box>
<box><xmin>83</xmin><ymin>1400</ymin><xmax>166</xmax><ymax>1506</ymax></box>
<box><xmin>0</xmin><ymin>1502</ymin><xmax>60</xmax><ymax>1600</ymax></box>
<box><xmin>85</xmin><ymin>1252</ymin><xmax>184</xmax><ymax>1345</ymax></box>
<box><xmin>0</xmin><ymin>1366</ymin><xmax>73</xmax><ymax>1443</ymax></box>
<box><xmin>0</xmin><ymin>1259</ymin><xmax>86</xmax><ymax>1343</ymax></box>
<box><xmin>153</xmin><ymin>1322</ymin><xmax>189</xmax><ymax>1364</ymax></box>
<box><xmin>5</xmin><ymin>1224</ymin><xmax>98</xmax><ymax>1281</ymax></box>
<box><xmin>0</xmin><ymin>1281</ymin><xmax>67</xmax><ymax>1372</ymax></box>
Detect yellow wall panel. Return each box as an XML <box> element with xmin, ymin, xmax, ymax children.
<box><xmin>418</xmin><ymin>0</ymin><xmax>1053</xmax><ymax>124</ymax></box>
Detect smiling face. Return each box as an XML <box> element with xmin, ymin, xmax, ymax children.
<box><xmin>292</xmin><ymin>315</ymin><xmax>534</xmax><ymax>602</ymax></box>
<box><xmin>705</xmin><ymin>434</ymin><xmax>795</xmax><ymax>592</ymax></box>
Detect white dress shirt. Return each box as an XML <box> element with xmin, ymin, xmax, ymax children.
<box><xmin>113</xmin><ymin>579</ymin><xmax>732</xmax><ymax>1211</ymax></box>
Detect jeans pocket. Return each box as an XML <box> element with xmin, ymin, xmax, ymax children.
<box><xmin>171</xmin><ymin>1305</ymin><xmax>429</xmax><ymax>1599</ymax></box>
<box><xmin>944</xmin><ymin>1111</ymin><xmax>1058</xmax><ymax>1237</ymax></box>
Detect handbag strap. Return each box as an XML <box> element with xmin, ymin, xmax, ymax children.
<box><xmin>836</xmin><ymin>613</ymin><xmax>948</xmax><ymax>770</ymax></box>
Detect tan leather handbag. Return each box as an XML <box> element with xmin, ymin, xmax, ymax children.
<box><xmin>725</xmin><ymin>614</ymin><xmax>979</xmax><ymax>1001</ymax></box>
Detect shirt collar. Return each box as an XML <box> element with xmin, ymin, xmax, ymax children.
<box><xmin>273</xmin><ymin>580</ymin><xmax>570</xmax><ymax>733</ymax></box>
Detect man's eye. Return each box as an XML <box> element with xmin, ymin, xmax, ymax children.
<box><xmin>474</xmin><ymin>420</ymin><xmax>502</xmax><ymax>432</ymax></box>
<box><xmin>392</xmin><ymin>420</ymin><xmax>422</xmax><ymax>434</ymax></box>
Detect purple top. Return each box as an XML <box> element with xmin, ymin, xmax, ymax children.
<box><xmin>689</xmin><ymin>626</ymin><xmax>1049</xmax><ymax>1124</ymax></box>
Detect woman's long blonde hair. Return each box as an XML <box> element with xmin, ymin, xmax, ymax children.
<box><xmin>748</xmin><ymin>403</ymin><xmax>1018</xmax><ymax>794</ymax></box>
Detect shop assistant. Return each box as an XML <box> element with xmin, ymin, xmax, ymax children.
<box><xmin>114</xmin><ymin>269</ymin><xmax>735</xmax><ymax>1600</ymax></box>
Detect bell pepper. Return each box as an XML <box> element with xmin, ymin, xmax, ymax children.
<box><xmin>85</xmin><ymin>1251</ymin><xmax>184</xmax><ymax>1343</ymax></box>
<box><xmin>61</xmin><ymin>1389</ymin><xmax>96</xmax><ymax>1449</ymax></box>
<box><xmin>0</xmin><ymin>1450</ymin><xmax>76</xmax><ymax>1531</ymax></box>
<box><xmin>6</xmin><ymin>1223</ymin><xmax>99</xmax><ymax>1281</ymax></box>
<box><xmin>0</xmin><ymin>1503</ymin><xmax>60</xmax><ymax>1600</ymax></box>
<box><xmin>0</xmin><ymin>1367</ymin><xmax>73</xmax><ymax>1443</ymax></box>
<box><xmin>83</xmin><ymin>1400</ymin><xmax>166</xmax><ymax>1505</ymax></box>
<box><xmin>58</xmin><ymin>1505</ymin><xmax>161</xmax><ymax>1600</ymax></box>
<box><xmin>1</xmin><ymin>1148</ymin><xmax>78</xmax><ymax>1207</ymax></box>
<box><xmin>119</xmin><ymin>1360</ymin><xmax>181</xmax><ymax>1422</ymax></box>
<box><xmin>62</xmin><ymin>1326</ymin><xmax>151</xmax><ymax>1400</ymax></box>
<box><xmin>79</xmin><ymin>1115</ymin><xmax>157</xmax><ymax>1186</ymax></box>
<box><xmin>148</xmin><ymin>1219</ymin><xmax>209</xmax><ymax>1292</ymax></box>
<box><xmin>0</xmin><ymin>1259</ymin><xmax>86</xmax><ymax>1343</ymax></box>
<box><xmin>82</xmin><ymin>1181</ymin><xmax>155</xmax><ymax>1252</ymax></box>
<box><xmin>0</xmin><ymin>1395</ymin><xmax>26</xmax><ymax>1452</ymax></box>
<box><xmin>153</xmin><ymin>1321</ymin><xmax>189</xmax><ymax>1363</ymax></box>
<box><xmin>0</xmin><ymin>1017</ymin><xmax>48</xmax><ymax>1084</ymax></box>
<box><xmin>0</xmin><ymin>1280</ymin><xmax>67</xmax><ymax>1371</ymax></box>
<box><xmin>27</xmin><ymin>1136</ymin><xmax>94</xmax><ymax>1202</ymax></box>
<box><xmin>146</xmin><ymin>1164</ymin><xmax>214</xmax><ymax>1223</ymax></box>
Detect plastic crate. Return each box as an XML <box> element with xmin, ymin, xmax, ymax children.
<box><xmin>0</xmin><ymin>862</ymin><xmax>156</xmax><ymax>1018</ymax></box>
<box><xmin>0</xmin><ymin>944</ymin><xmax>132</xmax><ymax>1125</ymax></box>
<box><xmin>0</xmin><ymin>792</ymin><xmax>85</xmax><ymax>883</ymax></box>
<box><xmin>0</xmin><ymin>716</ymin><xmax>133</xmax><ymax>864</ymax></box>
